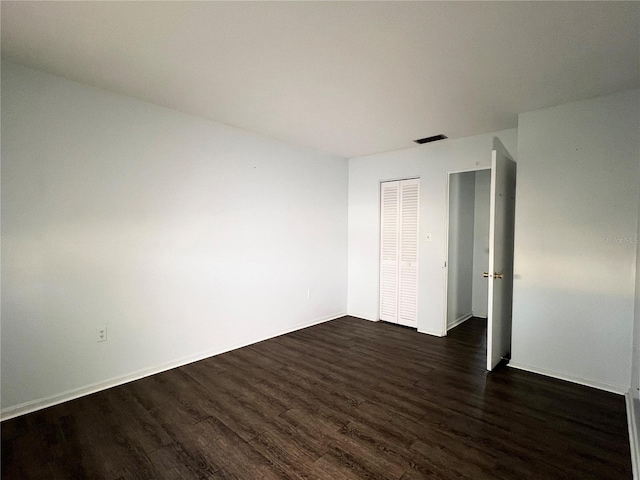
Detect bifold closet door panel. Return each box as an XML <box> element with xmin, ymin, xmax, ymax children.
<box><xmin>398</xmin><ymin>179</ymin><xmax>419</xmax><ymax>327</ymax></box>
<box><xmin>379</xmin><ymin>181</ymin><xmax>400</xmax><ymax>323</ymax></box>
<box><xmin>379</xmin><ymin>179</ymin><xmax>419</xmax><ymax>327</ymax></box>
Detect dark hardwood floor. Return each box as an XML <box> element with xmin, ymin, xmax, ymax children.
<box><xmin>1</xmin><ymin>316</ymin><xmax>632</xmax><ymax>479</ymax></box>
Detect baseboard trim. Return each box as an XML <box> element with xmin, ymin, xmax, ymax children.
<box><xmin>346</xmin><ymin>312</ymin><xmax>378</xmax><ymax>322</ymax></box>
<box><xmin>625</xmin><ymin>390</ymin><xmax>640</xmax><ymax>480</ymax></box>
<box><xmin>508</xmin><ymin>361</ymin><xmax>627</xmax><ymax>395</ymax></box>
<box><xmin>447</xmin><ymin>312</ymin><xmax>472</xmax><ymax>331</ymax></box>
<box><xmin>1</xmin><ymin>311</ymin><xmax>346</xmax><ymax>422</ymax></box>
<box><xmin>418</xmin><ymin>328</ymin><xmax>445</xmax><ymax>337</ymax></box>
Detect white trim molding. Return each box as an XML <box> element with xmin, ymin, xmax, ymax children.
<box><xmin>627</xmin><ymin>388</ymin><xmax>640</xmax><ymax>480</ymax></box>
<box><xmin>1</xmin><ymin>312</ymin><xmax>346</xmax><ymax>422</ymax></box>
<box><xmin>448</xmin><ymin>312</ymin><xmax>473</xmax><ymax>331</ymax></box>
<box><xmin>347</xmin><ymin>312</ymin><xmax>379</xmax><ymax>322</ymax></box>
<box><xmin>508</xmin><ymin>361</ymin><xmax>627</xmax><ymax>395</ymax></box>
<box><xmin>418</xmin><ymin>327</ymin><xmax>445</xmax><ymax>337</ymax></box>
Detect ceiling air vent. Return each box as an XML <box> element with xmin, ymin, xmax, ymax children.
<box><xmin>414</xmin><ymin>134</ymin><xmax>448</xmax><ymax>144</ymax></box>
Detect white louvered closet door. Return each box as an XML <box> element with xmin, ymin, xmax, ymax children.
<box><xmin>379</xmin><ymin>182</ymin><xmax>400</xmax><ymax>322</ymax></box>
<box><xmin>398</xmin><ymin>179</ymin><xmax>419</xmax><ymax>327</ymax></box>
<box><xmin>379</xmin><ymin>179</ymin><xmax>419</xmax><ymax>327</ymax></box>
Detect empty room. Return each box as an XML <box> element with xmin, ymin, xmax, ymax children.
<box><xmin>2</xmin><ymin>2</ymin><xmax>639</xmax><ymax>479</ymax></box>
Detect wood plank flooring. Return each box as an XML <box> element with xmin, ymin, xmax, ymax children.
<box><xmin>1</xmin><ymin>316</ymin><xmax>632</xmax><ymax>479</ymax></box>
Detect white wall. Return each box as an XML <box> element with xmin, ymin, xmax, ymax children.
<box><xmin>447</xmin><ymin>171</ymin><xmax>476</xmax><ymax>328</ymax></box>
<box><xmin>347</xmin><ymin>129</ymin><xmax>517</xmax><ymax>335</ymax></box>
<box><xmin>633</xmin><ymin>166</ymin><xmax>640</xmax><ymax>394</ymax></box>
<box><xmin>471</xmin><ymin>170</ymin><xmax>491</xmax><ymax>318</ymax></box>
<box><xmin>631</xmin><ymin>177</ymin><xmax>640</xmax><ymax>478</ymax></box>
<box><xmin>1</xmin><ymin>62</ymin><xmax>348</xmax><ymax>416</ymax></box>
<box><xmin>511</xmin><ymin>89</ymin><xmax>640</xmax><ymax>393</ymax></box>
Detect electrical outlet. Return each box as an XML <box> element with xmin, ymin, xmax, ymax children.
<box><xmin>97</xmin><ymin>327</ymin><xmax>107</xmax><ymax>343</ymax></box>
<box><xmin>307</xmin><ymin>288</ymin><xmax>313</xmax><ymax>299</ymax></box>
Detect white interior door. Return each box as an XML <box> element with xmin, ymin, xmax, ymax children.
<box><xmin>380</xmin><ymin>182</ymin><xmax>400</xmax><ymax>323</ymax></box>
<box><xmin>398</xmin><ymin>179</ymin><xmax>419</xmax><ymax>327</ymax></box>
<box><xmin>379</xmin><ymin>179</ymin><xmax>419</xmax><ymax>327</ymax></box>
<box><xmin>487</xmin><ymin>142</ymin><xmax>517</xmax><ymax>371</ymax></box>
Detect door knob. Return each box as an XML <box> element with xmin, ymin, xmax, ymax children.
<box><xmin>483</xmin><ymin>272</ymin><xmax>489</xmax><ymax>278</ymax></box>
<box><xmin>494</xmin><ymin>273</ymin><xmax>504</xmax><ymax>279</ymax></box>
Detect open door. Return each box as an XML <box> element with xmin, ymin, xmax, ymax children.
<box><xmin>487</xmin><ymin>139</ymin><xmax>517</xmax><ymax>371</ymax></box>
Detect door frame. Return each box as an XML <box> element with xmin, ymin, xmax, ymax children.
<box><xmin>442</xmin><ymin>166</ymin><xmax>491</xmax><ymax>337</ymax></box>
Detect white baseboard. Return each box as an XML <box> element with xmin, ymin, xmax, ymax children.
<box><xmin>508</xmin><ymin>361</ymin><xmax>627</xmax><ymax>395</ymax></box>
<box><xmin>418</xmin><ymin>328</ymin><xmax>445</xmax><ymax>337</ymax></box>
<box><xmin>625</xmin><ymin>389</ymin><xmax>640</xmax><ymax>480</ymax></box>
<box><xmin>348</xmin><ymin>314</ymin><xmax>443</xmax><ymax>337</ymax></box>
<box><xmin>1</xmin><ymin>312</ymin><xmax>346</xmax><ymax>422</ymax></box>
<box><xmin>447</xmin><ymin>312</ymin><xmax>472</xmax><ymax>331</ymax></box>
<box><xmin>346</xmin><ymin>312</ymin><xmax>378</xmax><ymax>322</ymax></box>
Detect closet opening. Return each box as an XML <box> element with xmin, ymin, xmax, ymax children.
<box><xmin>444</xmin><ymin>140</ymin><xmax>517</xmax><ymax>371</ymax></box>
<box><xmin>445</xmin><ymin>168</ymin><xmax>491</xmax><ymax>332</ymax></box>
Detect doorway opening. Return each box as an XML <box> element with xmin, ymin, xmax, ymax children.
<box><xmin>444</xmin><ymin>139</ymin><xmax>517</xmax><ymax>371</ymax></box>
<box><xmin>445</xmin><ymin>169</ymin><xmax>491</xmax><ymax>332</ymax></box>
